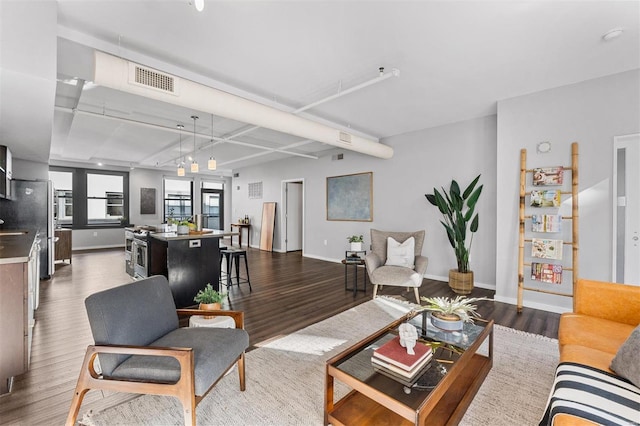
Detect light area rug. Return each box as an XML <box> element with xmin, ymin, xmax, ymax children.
<box><xmin>83</xmin><ymin>297</ymin><xmax>558</xmax><ymax>426</ymax></box>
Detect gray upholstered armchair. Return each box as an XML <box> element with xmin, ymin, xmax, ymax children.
<box><xmin>66</xmin><ymin>275</ymin><xmax>249</xmax><ymax>426</ymax></box>
<box><xmin>365</xmin><ymin>229</ymin><xmax>428</xmax><ymax>303</ymax></box>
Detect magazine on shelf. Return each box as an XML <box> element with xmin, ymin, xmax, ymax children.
<box><xmin>531</xmin><ymin>214</ymin><xmax>562</xmax><ymax>233</ymax></box>
<box><xmin>531</xmin><ymin>262</ymin><xmax>563</xmax><ymax>284</ymax></box>
<box><xmin>533</xmin><ymin>167</ymin><xmax>564</xmax><ymax>186</ymax></box>
<box><xmin>530</xmin><ymin>190</ymin><xmax>561</xmax><ymax>208</ymax></box>
<box><xmin>531</xmin><ymin>238</ymin><xmax>563</xmax><ymax>260</ymax></box>
<box><xmin>372</xmin><ymin>336</ymin><xmax>432</xmax><ymax>371</ymax></box>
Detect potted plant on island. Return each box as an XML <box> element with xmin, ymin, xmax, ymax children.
<box><xmin>347</xmin><ymin>234</ymin><xmax>364</xmax><ymax>251</ymax></box>
<box><xmin>420</xmin><ymin>295</ymin><xmax>489</xmax><ymax>331</ymax></box>
<box><xmin>193</xmin><ymin>283</ymin><xmax>227</xmax><ymax>318</ymax></box>
<box><xmin>425</xmin><ymin>175</ymin><xmax>483</xmax><ymax>294</ymax></box>
<box><xmin>176</xmin><ymin>220</ymin><xmax>190</xmax><ymax>235</ymax></box>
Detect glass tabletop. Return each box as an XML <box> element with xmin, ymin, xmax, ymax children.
<box><xmin>330</xmin><ymin>311</ymin><xmax>489</xmax><ymax>409</ymax></box>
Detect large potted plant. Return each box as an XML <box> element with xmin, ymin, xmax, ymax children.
<box><xmin>425</xmin><ymin>175</ymin><xmax>483</xmax><ymax>294</ymax></box>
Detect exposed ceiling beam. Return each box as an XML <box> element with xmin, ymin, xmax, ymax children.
<box><xmin>218</xmin><ymin>140</ymin><xmax>315</xmax><ymax>167</ymax></box>
<box><xmin>53</xmin><ymin>106</ymin><xmax>319</xmax><ymax>161</ymax></box>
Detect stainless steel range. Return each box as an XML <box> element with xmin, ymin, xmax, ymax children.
<box><xmin>124</xmin><ymin>229</ymin><xmax>134</xmax><ymax>276</ymax></box>
<box><xmin>131</xmin><ymin>230</ymin><xmax>150</xmax><ymax>279</ymax></box>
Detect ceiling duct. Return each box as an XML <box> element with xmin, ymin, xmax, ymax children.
<box><xmin>94</xmin><ymin>51</ymin><xmax>393</xmax><ymax>159</ymax></box>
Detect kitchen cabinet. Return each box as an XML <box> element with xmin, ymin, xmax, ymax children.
<box><xmin>55</xmin><ymin>228</ymin><xmax>72</xmax><ymax>263</ymax></box>
<box><xmin>0</xmin><ymin>234</ymin><xmax>36</xmax><ymax>394</ymax></box>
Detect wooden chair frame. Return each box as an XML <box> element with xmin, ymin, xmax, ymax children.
<box><xmin>66</xmin><ymin>309</ymin><xmax>246</xmax><ymax>426</ymax></box>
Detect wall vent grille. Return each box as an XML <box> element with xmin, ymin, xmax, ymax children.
<box><xmin>338</xmin><ymin>132</ymin><xmax>352</xmax><ymax>144</ymax></box>
<box><xmin>131</xmin><ymin>64</ymin><xmax>176</xmax><ymax>94</ymax></box>
<box><xmin>248</xmin><ymin>182</ymin><xmax>263</xmax><ymax>199</ymax></box>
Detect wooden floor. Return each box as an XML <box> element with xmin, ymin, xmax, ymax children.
<box><xmin>0</xmin><ymin>246</ymin><xmax>560</xmax><ymax>425</ymax></box>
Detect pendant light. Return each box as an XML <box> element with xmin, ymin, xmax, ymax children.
<box><xmin>208</xmin><ymin>114</ymin><xmax>217</xmax><ymax>170</ymax></box>
<box><xmin>190</xmin><ymin>115</ymin><xmax>199</xmax><ymax>173</ymax></box>
<box><xmin>177</xmin><ymin>124</ymin><xmax>185</xmax><ymax>176</ymax></box>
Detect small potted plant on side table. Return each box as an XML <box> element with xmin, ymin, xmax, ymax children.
<box><xmin>347</xmin><ymin>234</ymin><xmax>364</xmax><ymax>252</ymax></box>
<box><xmin>194</xmin><ymin>283</ymin><xmax>227</xmax><ymax>319</ymax></box>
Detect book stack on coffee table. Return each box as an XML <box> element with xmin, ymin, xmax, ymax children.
<box><xmin>371</xmin><ymin>336</ymin><xmax>433</xmax><ymax>387</ymax></box>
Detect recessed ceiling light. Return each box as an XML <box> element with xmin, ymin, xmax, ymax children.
<box><xmin>602</xmin><ymin>28</ymin><xmax>624</xmax><ymax>42</ymax></box>
<box><xmin>97</xmin><ymin>162</ymin><xmax>103</xmax><ymax>166</ymax></box>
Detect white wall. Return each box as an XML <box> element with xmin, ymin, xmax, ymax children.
<box><xmin>496</xmin><ymin>69</ymin><xmax>640</xmax><ymax>312</ymax></box>
<box><xmin>128</xmin><ymin>168</ymin><xmax>232</xmax><ymax>230</ymax></box>
<box><xmin>234</xmin><ymin>115</ymin><xmax>498</xmax><ymax>288</ymax></box>
<box><xmin>11</xmin><ymin>158</ymin><xmax>49</xmax><ymax>180</ymax></box>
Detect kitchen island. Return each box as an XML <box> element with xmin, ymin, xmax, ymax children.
<box><xmin>147</xmin><ymin>229</ymin><xmax>236</xmax><ymax>308</ymax></box>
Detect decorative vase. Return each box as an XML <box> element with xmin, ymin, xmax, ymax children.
<box><xmin>429</xmin><ymin>311</ymin><xmax>464</xmax><ymax>331</ymax></box>
<box><xmin>177</xmin><ymin>225</ymin><xmax>189</xmax><ymax>235</ymax></box>
<box><xmin>350</xmin><ymin>242</ymin><xmax>362</xmax><ymax>251</ymax></box>
<box><xmin>449</xmin><ymin>269</ymin><xmax>474</xmax><ymax>295</ymax></box>
<box><xmin>199</xmin><ymin>302</ymin><xmax>221</xmax><ymax>319</ymax></box>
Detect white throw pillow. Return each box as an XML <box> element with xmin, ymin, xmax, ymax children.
<box><xmin>385</xmin><ymin>237</ymin><xmax>415</xmax><ymax>268</ymax></box>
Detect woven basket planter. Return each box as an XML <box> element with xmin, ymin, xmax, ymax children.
<box><xmin>449</xmin><ymin>269</ymin><xmax>474</xmax><ymax>295</ymax></box>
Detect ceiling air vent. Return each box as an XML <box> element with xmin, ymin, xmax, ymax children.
<box><xmin>128</xmin><ymin>63</ymin><xmax>178</xmax><ymax>95</ymax></box>
<box><xmin>338</xmin><ymin>132</ymin><xmax>352</xmax><ymax>144</ymax></box>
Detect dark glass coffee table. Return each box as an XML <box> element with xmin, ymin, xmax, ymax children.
<box><xmin>324</xmin><ymin>310</ymin><xmax>493</xmax><ymax>425</ymax></box>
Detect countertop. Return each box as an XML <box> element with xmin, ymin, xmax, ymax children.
<box><xmin>149</xmin><ymin>229</ymin><xmax>238</xmax><ymax>242</ymax></box>
<box><xmin>0</xmin><ymin>230</ymin><xmax>37</xmax><ymax>264</ymax></box>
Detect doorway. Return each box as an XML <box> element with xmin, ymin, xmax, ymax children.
<box><xmin>201</xmin><ymin>188</ymin><xmax>224</xmax><ymax>230</ymax></box>
<box><xmin>282</xmin><ymin>180</ymin><xmax>303</xmax><ymax>252</ymax></box>
<box><xmin>613</xmin><ymin>133</ymin><xmax>640</xmax><ymax>285</ymax></box>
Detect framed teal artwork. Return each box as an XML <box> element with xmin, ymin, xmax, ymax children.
<box><xmin>326</xmin><ymin>172</ymin><xmax>373</xmax><ymax>221</ymax></box>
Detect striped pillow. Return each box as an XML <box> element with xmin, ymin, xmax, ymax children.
<box><xmin>539</xmin><ymin>362</ymin><xmax>640</xmax><ymax>426</ymax></box>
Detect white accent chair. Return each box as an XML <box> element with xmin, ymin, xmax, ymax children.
<box><xmin>364</xmin><ymin>229</ymin><xmax>428</xmax><ymax>303</ymax></box>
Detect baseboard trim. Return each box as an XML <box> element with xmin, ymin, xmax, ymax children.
<box><xmin>494</xmin><ymin>295</ymin><xmax>572</xmax><ymax>314</ymax></box>
<box><xmin>423</xmin><ymin>273</ymin><xmax>496</xmax><ymax>291</ymax></box>
<box><xmin>302</xmin><ymin>253</ymin><xmax>342</xmax><ymax>263</ymax></box>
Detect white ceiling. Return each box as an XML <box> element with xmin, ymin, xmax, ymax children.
<box><xmin>4</xmin><ymin>1</ymin><xmax>640</xmax><ymax>175</ymax></box>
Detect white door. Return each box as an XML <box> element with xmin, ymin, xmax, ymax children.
<box><xmin>285</xmin><ymin>182</ymin><xmax>303</xmax><ymax>252</ymax></box>
<box><xmin>614</xmin><ymin>134</ymin><xmax>640</xmax><ymax>285</ymax></box>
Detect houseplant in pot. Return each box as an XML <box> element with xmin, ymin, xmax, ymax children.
<box><xmin>193</xmin><ymin>283</ymin><xmax>226</xmax><ymax>318</ymax></box>
<box><xmin>347</xmin><ymin>234</ymin><xmax>364</xmax><ymax>251</ymax></box>
<box><xmin>425</xmin><ymin>175</ymin><xmax>482</xmax><ymax>294</ymax></box>
<box><xmin>176</xmin><ymin>220</ymin><xmax>190</xmax><ymax>235</ymax></box>
<box><xmin>420</xmin><ymin>295</ymin><xmax>489</xmax><ymax>331</ymax></box>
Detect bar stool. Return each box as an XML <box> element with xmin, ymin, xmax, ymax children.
<box><xmin>218</xmin><ymin>243</ymin><xmax>229</xmax><ymax>289</ymax></box>
<box><xmin>220</xmin><ymin>248</ymin><xmax>252</xmax><ymax>292</ymax></box>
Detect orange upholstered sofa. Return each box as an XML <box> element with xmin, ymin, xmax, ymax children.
<box><xmin>548</xmin><ymin>278</ymin><xmax>640</xmax><ymax>425</ymax></box>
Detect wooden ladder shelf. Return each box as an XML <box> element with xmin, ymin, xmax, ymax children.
<box><xmin>517</xmin><ymin>142</ymin><xmax>579</xmax><ymax>312</ymax></box>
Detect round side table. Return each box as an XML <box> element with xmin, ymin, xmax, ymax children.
<box><xmin>189</xmin><ymin>315</ymin><xmax>236</xmax><ymax>329</ymax></box>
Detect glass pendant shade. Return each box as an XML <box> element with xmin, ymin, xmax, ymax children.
<box><xmin>177</xmin><ymin>164</ymin><xmax>185</xmax><ymax>176</ymax></box>
<box><xmin>208</xmin><ymin>157</ymin><xmax>217</xmax><ymax>170</ymax></box>
<box><xmin>191</xmin><ymin>162</ymin><xmax>199</xmax><ymax>173</ymax></box>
